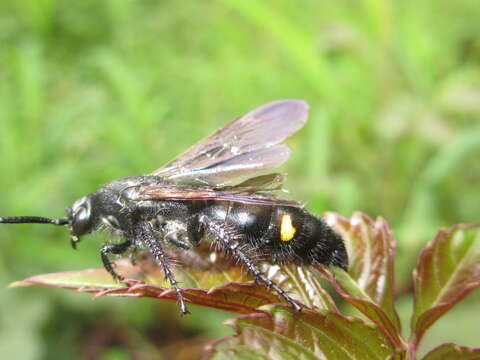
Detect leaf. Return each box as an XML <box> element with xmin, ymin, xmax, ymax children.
<box><xmin>318</xmin><ymin>267</ymin><xmax>405</xmax><ymax>350</ymax></box>
<box><xmin>422</xmin><ymin>343</ymin><xmax>480</xmax><ymax>360</ymax></box>
<box><xmin>205</xmin><ymin>305</ymin><xmax>395</xmax><ymax>360</ymax></box>
<box><xmin>324</xmin><ymin>212</ymin><xmax>400</xmax><ymax>329</ymax></box>
<box><xmin>12</xmin><ymin>246</ymin><xmax>338</xmax><ymax>314</ymax></box>
<box><xmin>260</xmin><ymin>263</ymin><xmax>338</xmax><ymax>312</ymax></box>
<box><xmin>320</xmin><ymin>213</ymin><xmax>404</xmax><ymax>349</ymax></box>
<box><xmin>411</xmin><ymin>222</ymin><xmax>480</xmax><ymax>346</ymax></box>
<box><xmin>12</xmin><ymin>255</ymin><xmax>276</xmax><ymax>314</ymax></box>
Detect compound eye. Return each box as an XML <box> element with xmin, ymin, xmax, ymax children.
<box><xmin>71</xmin><ymin>200</ymin><xmax>92</xmax><ymax>236</ymax></box>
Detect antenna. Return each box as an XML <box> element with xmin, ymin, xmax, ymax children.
<box><xmin>0</xmin><ymin>216</ymin><xmax>69</xmax><ymax>226</ymax></box>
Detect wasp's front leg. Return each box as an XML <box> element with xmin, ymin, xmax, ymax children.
<box><xmin>100</xmin><ymin>240</ymin><xmax>132</xmax><ymax>280</ymax></box>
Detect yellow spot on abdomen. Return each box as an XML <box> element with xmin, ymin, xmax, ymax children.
<box><xmin>280</xmin><ymin>214</ymin><xmax>296</xmax><ymax>242</ymax></box>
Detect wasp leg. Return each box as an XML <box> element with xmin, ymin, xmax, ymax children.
<box><xmin>165</xmin><ymin>231</ymin><xmax>192</xmax><ymax>250</ymax></box>
<box><xmin>198</xmin><ymin>215</ymin><xmax>302</xmax><ymax>312</ymax></box>
<box><xmin>140</xmin><ymin>222</ymin><xmax>189</xmax><ymax>315</ymax></box>
<box><xmin>100</xmin><ymin>241</ymin><xmax>132</xmax><ymax>281</ymax></box>
<box><xmin>149</xmin><ymin>217</ymin><xmax>192</xmax><ymax>250</ymax></box>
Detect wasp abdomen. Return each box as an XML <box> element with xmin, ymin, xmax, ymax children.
<box><xmin>201</xmin><ymin>202</ymin><xmax>348</xmax><ymax>270</ymax></box>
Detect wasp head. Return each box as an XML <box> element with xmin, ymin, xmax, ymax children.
<box><xmin>66</xmin><ymin>195</ymin><xmax>96</xmax><ymax>249</ymax></box>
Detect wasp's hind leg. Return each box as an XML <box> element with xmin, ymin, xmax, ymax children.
<box><xmin>150</xmin><ymin>217</ymin><xmax>193</xmax><ymax>250</ymax></box>
<box><xmin>198</xmin><ymin>215</ymin><xmax>302</xmax><ymax>312</ymax></box>
<box><xmin>100</xmin><ymin>240</ymin><xmax>132</xmax><ymax>281</ymax></box>
<box><xmin>138</xmin><ymin>221</ymin><xmax>190</xmax><ymax>315</ymax></box>
<box><xmin>164</xmin><ymin>228</ymin><xmax>192</xmax><ymax>250</ymax></box>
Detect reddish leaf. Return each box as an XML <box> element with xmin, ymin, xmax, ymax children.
<box><xmin>319</xmin><ymin>266</ymin><xmax>405</xmax><ymax>351</ymax></box>
<box><xmin>320</xmin><ymin>213</ymin><xmax>404</xmax><ymax>350</ymax></box>
<box><xmin>260</xmin><ymin>263</ymin><xmax>338</xmax><ymax>312</ymax></box>
<box><xmin>411</xmin><ymin>223</ymin><xmax>480</xmax><ymax>347</ymax></box>
<box><xmin>422</xmin><ymin>343</ymin><xmax>480</xmax><ymax>360</ymax></box>
<box><xmin>12</xmin><ymin>256</ymin><xmax>277</xmax><ymax>314</ymax></box>
<box><xmin>12</xmin><ymin>247</ymin><xmax>338</xmax><ymax>314</ymax></box>
<box><xmin>325</xmin><ymin>212</ymin><xmax>400</xmax><ymax>331</ymax></box>
<box><xmin>205</xmin><ymin>305</ymin><xmax>395</xmax><ymax>360</ymax></box>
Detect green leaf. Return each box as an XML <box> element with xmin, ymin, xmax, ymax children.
<box><xmin>206</xmin><ymin>305</ymin><xmax>394</xmax><ymax>360</ymax></box>
<box><xmin>321</xmin><ymin>213</ymin><xmax>404</xmax><ymax>349</ymax></box>
<box><xmin>325</xmin><ymin>213</ymin><xmax>400</xmax><ymax>328</ymax></box>
<box><xmin>209</xmin><ymin>347</ymin><xmax>270</xmax><ymax>360</ymax></box>
<box><xmin>318</xmin><ymin>267</ymin><xmax>405</xmax><ymax>351</ymax></box>
<box><xmin>422</xmin><ymin>343</ymin><xmax>480</xmax><ymax>360</ymax></box>
<box><xmin>260</xmin><ymin>263</ymin><xmax>338</xmax><ymax>312</ymax></box>
<box><xmin>11</xmin><ymin>246</ymin><xmax>337</xmax><ymax>314</ymax></box>
<box><xmin>411</xmin><ymin>222</ymin><xmax>480</xmax><ymax>347</ymax></box>
<box><xmin>11</xmin><ymin>254</ymin><xmax>277</xmax><ymax>314</ymax></box>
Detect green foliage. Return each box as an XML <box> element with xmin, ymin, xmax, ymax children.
<box><xmin>1</xmin><ymin>0</ymin><xmax>480</xmax><ymax>358</ymax></box>
<box><xmin>211</xmin><ymin>307</ymin><xmax>394</xmax><ymax>360</ymax></box>
<box><xmin>14</xmin><ymin>214</ymin><xmax>480</xmax><ymax>359</ymax></box>
<box><xmin>410</xmin><ymin>223</ymin><xmax>480</xmax><ymax>348</ymax></box>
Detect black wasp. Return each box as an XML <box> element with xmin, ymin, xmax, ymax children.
<box><xmin>1</xmin><ymin>100</ymin><xmax>348</xmax><ymax>314</ymax></box>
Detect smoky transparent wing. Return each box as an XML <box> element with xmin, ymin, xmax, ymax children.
<box><xmin>233</xmin><ymin>173</ymin><xmax>286</xmax><ymax>191</ymax></box>
<box><xmin>135</xmin><ymin>184</ymin><xmax>302</xmax><ymax>207</ymax></box>
<box><xmin>165</xmin><ymin>145</ymin><xmax>291</xmax><ymax>186</ymax></box>
<box><xmin>152</xmin><ymin>99</ymin><xmax>308</xmax><ymax>186</ymax></box>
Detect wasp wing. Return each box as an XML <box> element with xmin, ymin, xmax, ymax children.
<box><xmin>152</xmin><ymin>99</ymin><xmax>308</xmax><ymax>186</ymax></box>
<box><xmin>135</xmin><ymin>183</ymin><xmax>302</xmax><ymax>207</ymax></box>
<box><xmin>164</xmin><ymin>145</ymin><xmax>291</xmax><ymax>186</ymax></box>
<box><xmin>233</xmin><ymin>173</ymin><xmax>286</xmax><ymax>191</ymax></box>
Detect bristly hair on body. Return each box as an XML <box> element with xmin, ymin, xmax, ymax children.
<box><xmin>1</xmin><ymin>100</ymin><xmax>348</xmax><ymax>314</ymax></box>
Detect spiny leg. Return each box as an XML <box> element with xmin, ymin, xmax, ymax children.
<box><xmin>198</xmin><ymin>215</ymin><xmax>302</xmax><ymax>312</ymax></box>
<box><xmin>165</xmin><ymin>230</ymin><xmax>191</xmax><ymax>250</ymax></box>
<box><xmin>150</xmin><ymin>216</ymin><xmax>192</xmax><ymax>251</ymax></box>
<box><xmin>101</xmin><ymin>240</ymin><xmax>132</xmax><ymax>281</ymax></box>
<box><xmin>140</xmin><ymin>222</ymin><xmax>189</xmax><ymax>315</ymax></box>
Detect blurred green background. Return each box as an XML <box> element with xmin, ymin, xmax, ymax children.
<box><xmin>1</xmin><ymin>0</ymin><xmax>479</xmax><ymax>359</ymax></box>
